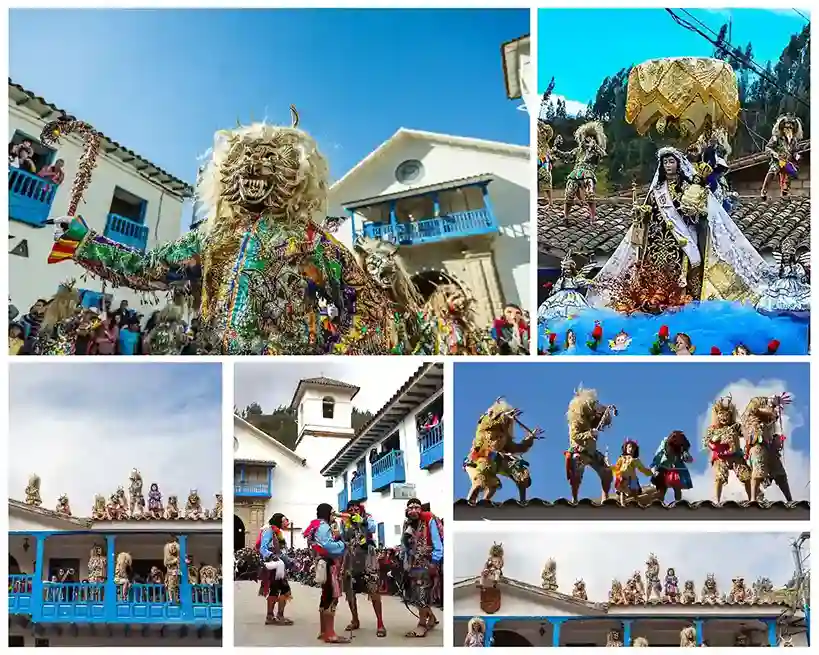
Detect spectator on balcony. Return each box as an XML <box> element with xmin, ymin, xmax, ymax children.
<box><xmin>9</xmin><ymin>323</ymin><xmax>25</xmax><ymax>355</ymax></box>
<box><xmin>10</xmin><ymin>140</ymin><xmax>36</xmax><ymax>173</ymax></box>
<box><xmin>38</xmin><ymin>159</ymin><xmax>65</xmax><ymax>186</ymax></box>
<box><xmin>20</xmin><ymin>299</ymin><xmax>47</xmax><ymax>340</ymax></box>
<box><xmin>93</xmin><ymin>313</ymin><xmax>120</xmax><ymax>355</ymax></box>
<box><xmin>421</xmin><ymin>412</ymin><xmax>440</xmax><ymax>431</ymax></box>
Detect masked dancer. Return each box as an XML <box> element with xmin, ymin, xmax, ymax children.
<box><xmin>341</xmin><ymin>501</ymin><xmax>386</xmax><ymax>637</ymax></box>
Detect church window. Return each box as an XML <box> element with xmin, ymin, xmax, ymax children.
<box><xmin>322</xmin><ymin>396</ymin><xmax>335</xmax><ymax>419</ymax></box>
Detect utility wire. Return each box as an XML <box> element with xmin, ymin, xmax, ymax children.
<box><xmin>665</xmin><ymin>9</ymin><xmax>810</xmax><ymax>110</ymax></box>
<box><xmin>793</xmin><ymin>8</ymin><xmax>809</xmax><ymax>23</ymax></box>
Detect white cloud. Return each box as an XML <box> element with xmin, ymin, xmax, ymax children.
<box><xmin>683</xmin><ymin>379</ymin><xmax>809</xmax><ymax>503</ymax></box>
<box><xmin>539</xmin><ymin>95</ymin><xmax>588</xmax><ymax>120</ymax></box>
<box><xmin>8</xmin><ymin>363</ymin><xmax>223</xmax><ymax>515</ymax></box>
<box><xmin>234</xmin><ymin>361</ymin><xmax>423</xmax><ymax>414</ymax></box>
<box><xmin>454</xmin><ymin>531</ymin><xmax>807</xmax><ymax>602</ymax></box>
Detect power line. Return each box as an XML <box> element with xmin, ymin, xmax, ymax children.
<box><xmin>665</xmin><ymin>8</ymin><xmax>810</xmax><ymax>111</ymax></box>
<box><xmin>793</xmin><ymin>8</ymin><xmax>809</xmax><ymax>23</ymax></box>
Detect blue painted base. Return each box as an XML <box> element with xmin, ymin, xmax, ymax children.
<box><xmin>538</xmin><ymin>301</ymin><xmax>809</xmax><ymax>356</ymax></box>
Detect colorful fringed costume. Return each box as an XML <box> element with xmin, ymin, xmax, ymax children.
<box><xmin>464</xmin><ymin>399</ymin><xmax>535</xmax><ymax>501</ymax></box>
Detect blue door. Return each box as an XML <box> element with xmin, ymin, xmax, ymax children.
<box><xmin>377</xmin><ymin>522</ymin><xmax>385</xmax><ymax>547</ymax></box>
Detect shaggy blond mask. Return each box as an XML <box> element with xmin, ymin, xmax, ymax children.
<box><xmin>567</xmin><ymin>387</ymin><xmax>603</xmax><ymax>429</ymax></box>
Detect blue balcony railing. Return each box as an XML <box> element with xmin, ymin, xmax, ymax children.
<box><xmin>104</xmin><ymin>213</ymin><xmax>149</xmax><ymax>251</ymax></box>
<box><xmin>337</xmin><ymin>487</ymin><xmax>348</xmax><ymax>511</ymax></box>
<box><xmin>234</xmin><ymin>481</ymin><xmax>271</xmax><ymax>497</ymax></box>
<box><xmin>371</xmin><ymin>450</ymin><xmax>406</xmax><ymax>491</ymax></box>
<box><xmin>9</xmin><ymin>574</ymin><xmax>33</xmax><ymax>614</ymax></box>
<box><xmin>9</xmin><ymin>580</ymin><xmax>221</xmax><ymax>625</ymax></box>
<box><xmin>419</xmin><ymin>422</ymin><xmax>444</xmax><ymax>469</ymax></box>
<box><xmin>357</xmin><ymin>209</ymin><xmax>497</xmax><ymax>246</ymax></box>
<box><xmin>8</xmin><ymin>169</ymin><xmax>57</xmax><ymax>226</ymax></box>
<box><xmin>350</xmin><ymin>475</ymin><xmax>367</xmax><ymax>502</ymax></box>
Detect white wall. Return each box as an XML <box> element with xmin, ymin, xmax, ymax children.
<box><xmin>332</xmin><ymin>391</ymin><xmax>444</xmax><ymax>547</ymax></box>
<box><xmin>234</xmin><ymin>420</ymin><xmax>332</xmax><ymax>539</ymax></box>
<box><xmin>9</xmin><ymin>105</ymin><xmax>185</xmax><ymax>317</ymax></box>
<box><xmin>328</xmin><ymin>138</ymin><xmax>531</xmax><ymax>310</ymax></box>
<box><xmin>9</xmin><ymin>533</ymin><xmax>221</xmax><ymax>577</ymax></box>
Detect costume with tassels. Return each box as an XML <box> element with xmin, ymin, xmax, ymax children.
<box><xmin>762</xmin><ymin>114</ymin><xmax>803</xmax><ymax>199</ymax></box>
<box><xmin>553</xmin><ymin>120</ymin><xmax>607</xmax><ymax>221</ymax></box>
<box><xmin>45</xmin><ymin>108</ymin><xmax>470</xmax><ymax>356</ymax></box>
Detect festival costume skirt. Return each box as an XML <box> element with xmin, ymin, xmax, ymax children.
<box><xmin>319</xmin><ymin>558</ymin><xmax>343</xmax><ymax>611</ymax></box>
<box><xmin>406</xmin><ymin>566</ymin><xmax>433</xmax><ymax>609</ymax></box>
<box><xmin>652</xmin><ymin>467</ymin><xmax>693</xmax><ymax>490</ymax></box>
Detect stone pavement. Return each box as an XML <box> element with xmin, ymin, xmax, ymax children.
<box><xmin>234</xmin><ymin>581</ymin><xmax>443</xmax><ymax>647</ymax></box>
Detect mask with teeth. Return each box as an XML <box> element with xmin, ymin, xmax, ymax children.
<box><xmin>211</xmin><ymin>109</ymin><xmax>329</xmax><ymax>225</ymax></box>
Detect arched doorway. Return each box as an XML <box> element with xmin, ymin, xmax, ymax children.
<box><xmin>493</xmin><ymin>630</ymin><xmax>533</xmax><ymax>647</ymax></box>
<box><xmin>234</xmin><ymin>514</ymin><xmax>246</xmax><ymax>552</ymax></box>
<box><xmin>411</xmin><ymin>270</ymin><xmax>465</xmax><ymax>303</ymax></box>
<box><xmin>9</xmin><ymin>555</ymin><xmax>20</xmax><ymax>574</ymax></box>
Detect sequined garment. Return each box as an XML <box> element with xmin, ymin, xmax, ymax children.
<box><xmin>53</xmin><ymin>216</ymin><xmax>421</xmax><ymax>355</ymax></box>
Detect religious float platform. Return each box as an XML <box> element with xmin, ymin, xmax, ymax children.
<box><xmin>453</xmin><ymin>497</ymin><xmax>810</xmax><ymax>521</ymax></box>
<box><xmin>9</xmin><ymin>471</ymin><xmax>222</xmax><ymax>643</ymax></box>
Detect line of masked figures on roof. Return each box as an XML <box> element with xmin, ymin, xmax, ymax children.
<box><xmin>464</xmin><ymin>545</ymin><xmax>794</xmax><ymax>647</ymax></box>
<box><xmin>537</xmin><ymin>109</ymin><xmax>810</xmax><ymax>340</ymax></box>
<box><xmin>464</xmin><ymin>389</ymin><xmax>796</xmax><ymax>506</ymax></box>
<box><xmin>37</xmin><ymin>113</ymin><xmax>528</xmax><ymax>356</ymax></box>
<box><xmin>23</xmin><ymin>470</ymin><xmax>222</xmax><ymax>520</ymax></box>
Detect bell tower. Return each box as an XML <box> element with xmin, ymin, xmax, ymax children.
<box><xmin>289</xmin><ymin>377</ymin><xmax>358</xmax><ymax>460</ymax></box>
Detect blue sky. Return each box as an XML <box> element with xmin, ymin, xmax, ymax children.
<box><xmin>9</xmin><ymin>363</ymin><xmax>223</xmax><ymax>508</ymax></box>
<box><xmin>537</xmin><ymin>8</ymin><xmax>809</xmax><ymax>107</ymax></box>
<box><xmin>10</xmin><ymin>8</ymin><xmax>529</xmax><ymax>194</ymax></box>
<box><xmin>454</xmin><ymin>362</ymin><xmax>810</xmax><ymax>502</ymax></box>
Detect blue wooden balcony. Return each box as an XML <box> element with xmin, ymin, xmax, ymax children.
<box><xmin>8</xmin><ymin>168</ymin><xmax>57</xmax><ymax>226</ymax></box>
<box><xmin>104</xmin><ymin>213</ymin><xmax>149</xmax><ymax>251</ymax></box>
<box><xmin>419</xmin><ymin>422</ymin><xmax>444</xmax><ymax>469</ymax></box>
<box><xmin>356</xmin><ymin>209</ymin><xmax>497</xmax><ymax>246</ymax></box>
<box><xmin>337</xmin><ymin>487</ymin><xmax>348</xmax><ymax>511</ymax></box>
<box><xmin>9</xmin><ymin>580</ymin><xmax>221</xmax><ymax>625</ymax></box>
<box><xmin>350</xmin><ymin>475</ymin><xmax>367</xmax><ymax>502</ymax></box>
<box><xmin>234</xmin><ymin>481</ymin><xmax>271</xmax><ymax>498</ymax></box>
<box><xmin>371</xmin><ymin>450</ymin><xmax>406</xmax><ymax>491</ymax></box>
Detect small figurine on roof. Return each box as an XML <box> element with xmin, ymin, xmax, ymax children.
<box><xmin>611</xmin><ymin>439</ymin><xmax>653</xmax><ymax>505</ymax></box>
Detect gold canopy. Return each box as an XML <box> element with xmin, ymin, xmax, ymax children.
<box><xmin>625</xmin><ymin>57</ymin><xmax>740</xmax><ymax>140</ymax></box>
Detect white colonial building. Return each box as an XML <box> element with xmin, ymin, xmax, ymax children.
<box><xmin>8</xmin><ymin>79</ymin><xmax>193</xmax><ymax>316</ymax></box>
<box><xmin>454</xmin><ymin>576</ymin><xmax>808</xmax><ymax>648</ymax></box>
<box><xmin>328</xmin><ymin>129</ymin><xmax>530</xmax><ymax>327</ymax></box>
<box><xmin>233</xmin><ymin>363</ymin><xmax>444</xmax><ymax>551</ymax></box>
<box><xmin>8</xmin><ymin>498</ymin><xmax>222</xmax><ymax>647</ymax></box>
